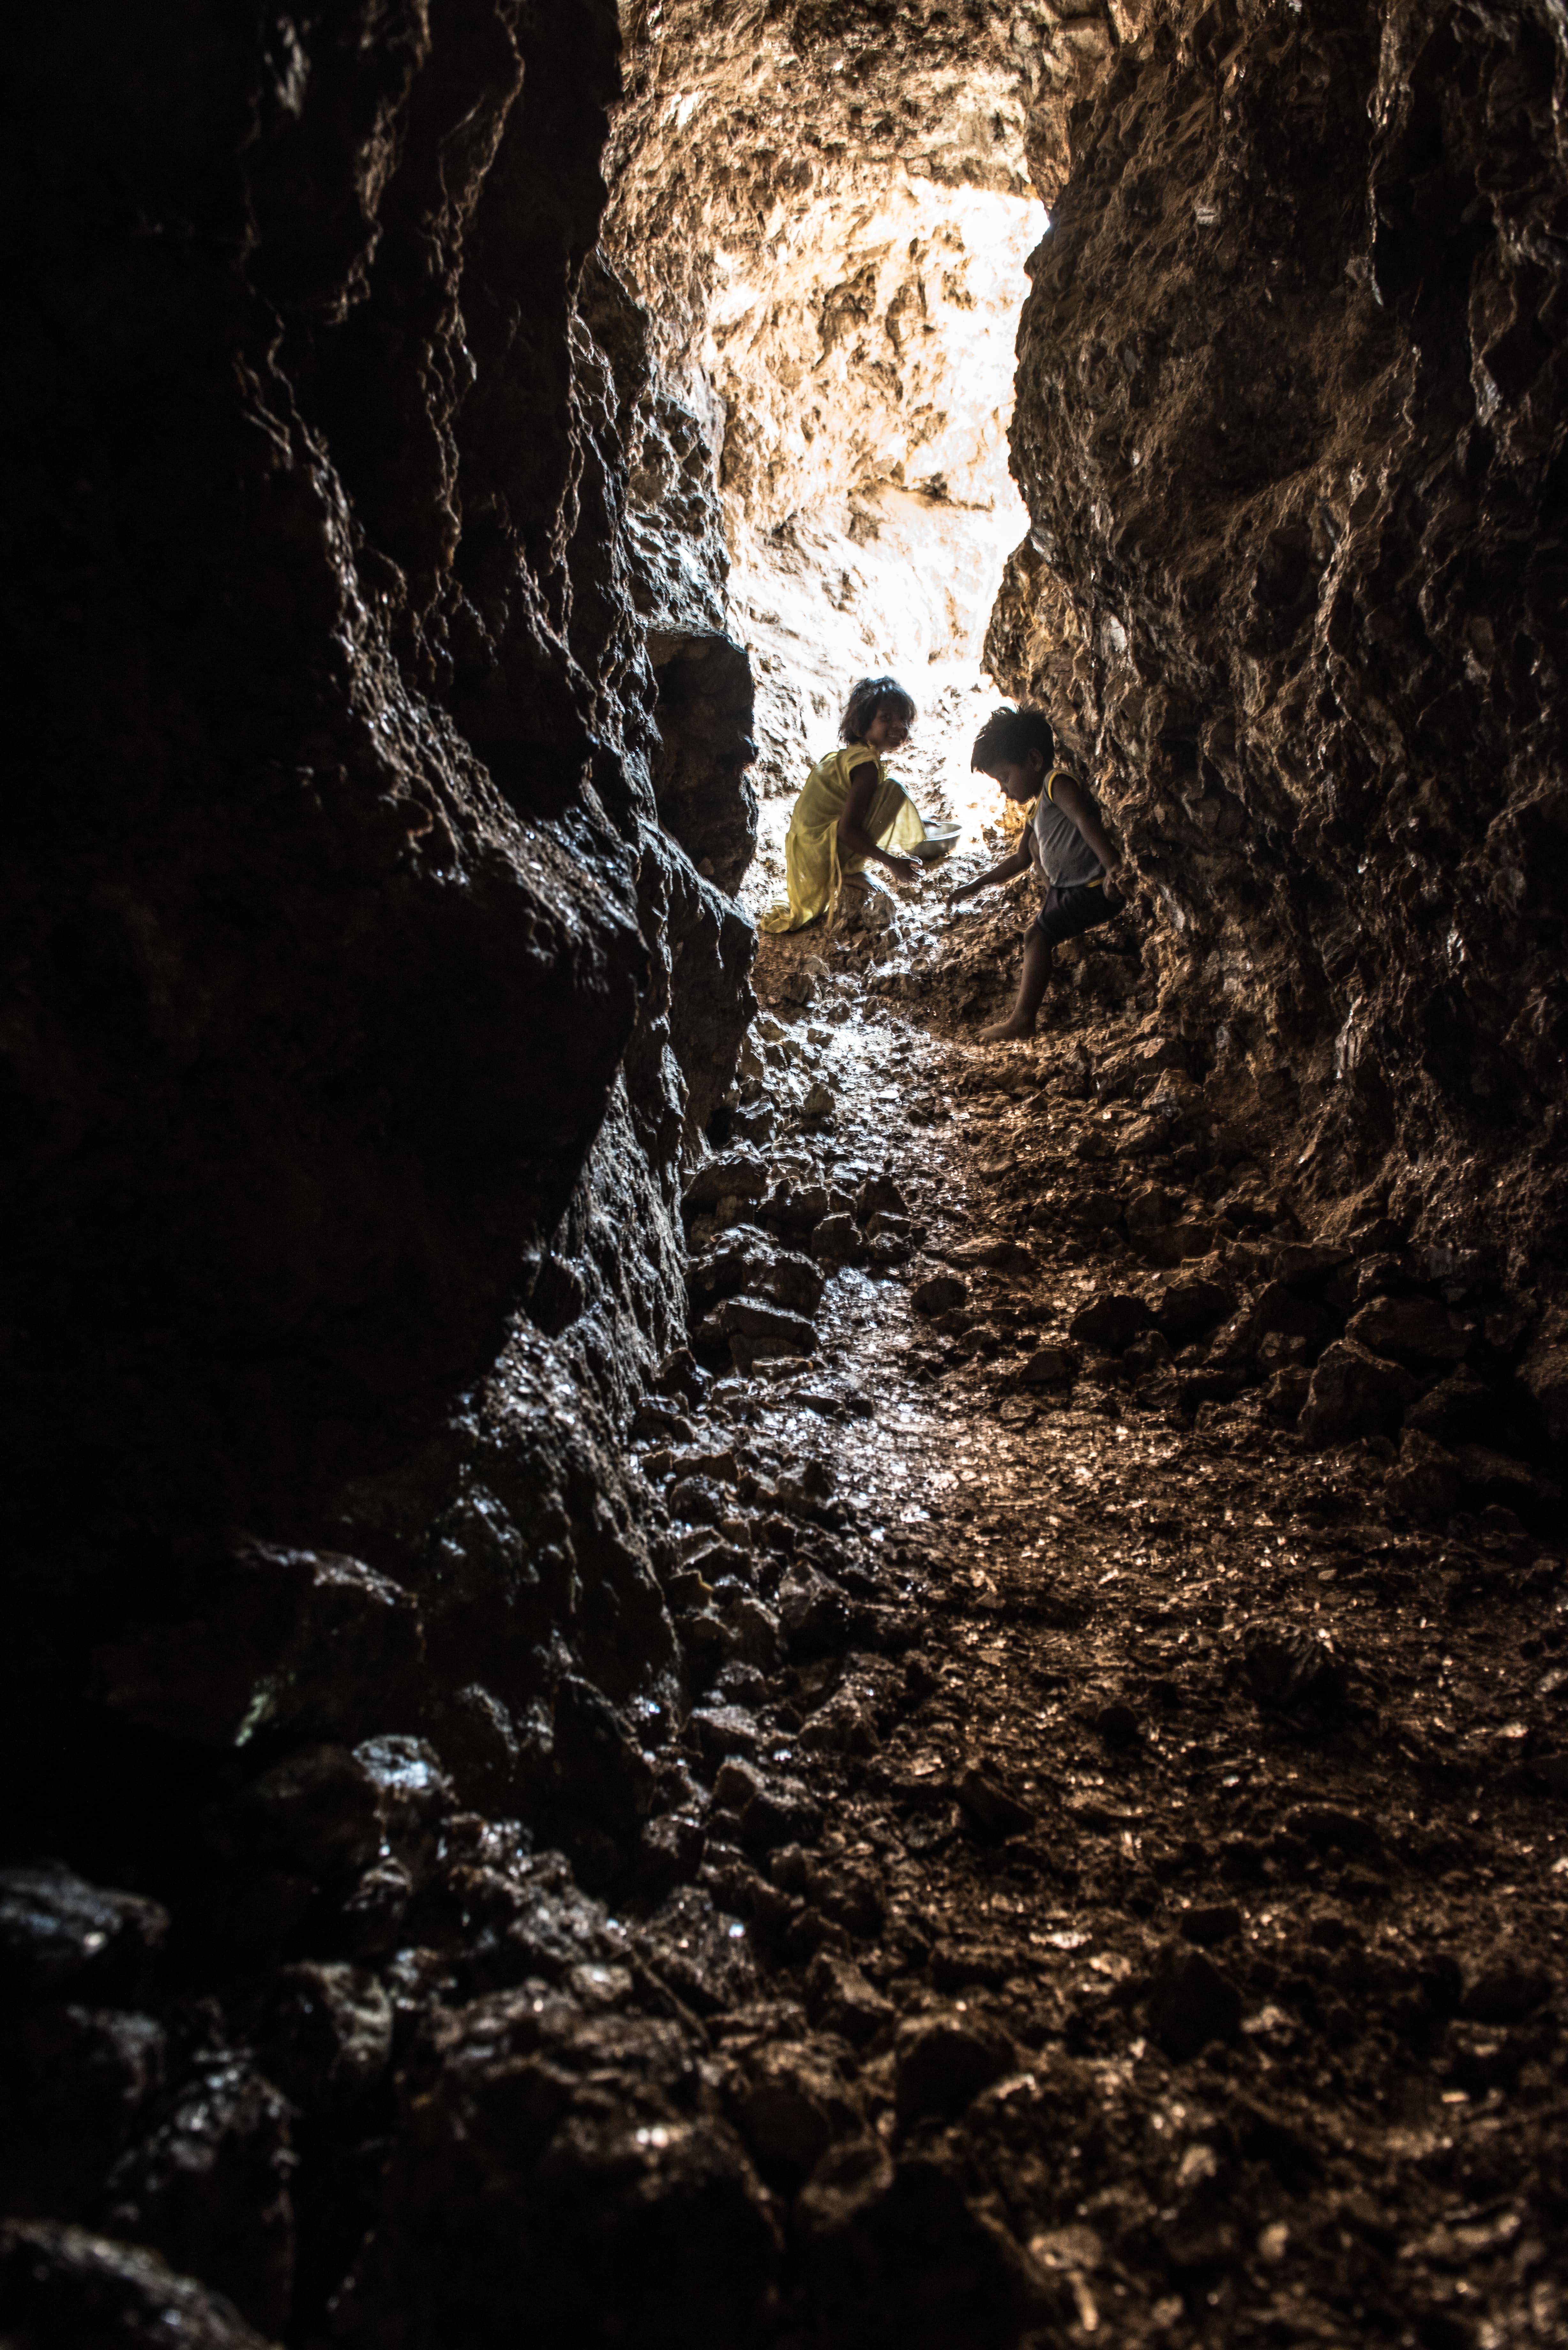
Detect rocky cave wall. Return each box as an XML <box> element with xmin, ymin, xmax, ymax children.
<box><xmin>5</xmin><ymin>0</ymin><xmax>758</xmax><ymax>1866</ymax></box>
<box><xmin>986</xmin><ymin>0</ymin><xmax>1568</xmax><ymax>1430</ymax></box>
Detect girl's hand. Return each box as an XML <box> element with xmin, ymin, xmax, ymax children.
<box><xmin>887</xmin><ymin>856</ymin><xmax>921</xmax><ymax>884</ymax></box>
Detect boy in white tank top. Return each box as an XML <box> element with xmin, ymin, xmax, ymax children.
<box><xmin>948</xmin><ymin>704</ymin><xmax>1125</xmax><ymax>1042</ymax></box>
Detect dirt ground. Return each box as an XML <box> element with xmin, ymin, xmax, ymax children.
<box><xmin>636</xmin><ymin>794</ymin><xmax>1567</xmax><ymax>2348</ymax></box>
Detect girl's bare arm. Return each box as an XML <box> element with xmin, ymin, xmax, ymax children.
<box><xmin>839</xmin><ymin>762</ymin><xmax>919</xmax><ymax>879</ymax></box>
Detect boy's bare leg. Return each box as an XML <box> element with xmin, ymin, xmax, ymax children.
<box><xmin>980</xmin><ymin>929</ymin><xmax>1053</xmax><ymax>1042</ymax></box>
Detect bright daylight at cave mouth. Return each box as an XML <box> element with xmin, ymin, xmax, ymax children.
<box><xmin>7</xmin><ymin>3</ymin><xmax>1567</xmax><ymax>2348</ymax></box>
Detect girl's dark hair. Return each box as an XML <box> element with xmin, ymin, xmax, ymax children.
<box><xmin>970</xmin><ymin>703</ymin><xmax>1055</xmax><ymax>774</ymax></box>
<box><xmin>840</xmin><ymin>675</ymin><xmax>916</xmax><ymax>745</ymax></box>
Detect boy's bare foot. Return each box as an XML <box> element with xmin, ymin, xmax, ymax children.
<box><xmin>978</xmin><ymin>1013</ymin><xmax>1037</xmax><ymax>1042</ymax></box>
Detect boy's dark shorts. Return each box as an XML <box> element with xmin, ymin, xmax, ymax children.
<box><xmin>1031</xmin><ymin>880</ymin><xmax>1122</xmax><ymax>948</ymax></box>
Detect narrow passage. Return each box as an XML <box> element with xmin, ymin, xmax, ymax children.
<box><xmin>630</xmin><ymin>786</ymin><xmax>1568</xmax><ymax>2346</ymax></box>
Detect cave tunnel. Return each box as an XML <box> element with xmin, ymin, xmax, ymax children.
<box><xmin>5</xmin><ymin>3</ymin><xmax>1568</xmax><ymax>2346</ymax></box>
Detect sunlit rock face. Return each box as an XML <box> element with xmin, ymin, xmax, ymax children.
<box><xmin>603</xmin><ymin>0</ymin><xmax>1077</xmax><ymax>790</ymax></box>
<box><xmin>990</xmin><ymin>0</ymin><xmax>1568</xmax><ymax>1331</ymax></box>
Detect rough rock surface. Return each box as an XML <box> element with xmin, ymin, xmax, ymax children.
<box><xmin>602</xmin><ymin>0</ymin><xmax>1082</xmax><ymax>792</ymax></box>
<box><xmin>989</xmin><ymin>0</ymin><xmax>1568</xmax><ymax>1300</ymax></box>
<box><xmin>4</xmin><ymin>0</ymin><xmax>759</xmax><ymax>2311</ymax></box>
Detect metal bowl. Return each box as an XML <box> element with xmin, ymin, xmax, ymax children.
<box><xmin>909</xmin><ymin>820</ymin><xmax>961</xmax><ymax>863</ymax></box>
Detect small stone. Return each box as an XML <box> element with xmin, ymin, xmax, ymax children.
<box><xmin>0</xmin><ymin>2223</ymin><xmax>274</xmax><ymax>2350</ymax></box>
<box><xmin>1095</xmin><ymin>1699</ymin><xmax>1141</xmax><ymax>1747</ymax></box>
<box><xmin>1068</xmin><ymin>1186</ymin><xmax>1125</xmax><ymax>1230</ymax></box>
<box><xmin>1126</xmin><ymin>1182</ymin><xmax>1175</xmax><ymax>1231</ymax></box>
<box><xmin>1069</xmin><ymin>1292</ymin><xmax>1156</xmax><ymax>1352</ymax></box>
<box><xmin>1154</xmin><ymin>1276</ymin><xmax>1236</xmax><ymax>1342</ymax></box>
<box><xmin>684</xmin><ymin>1151</ymin><xmax>768</xmax><ymax>1212</ymax></box>
<box><xmin>732</xmin><ymin>2042</ymin><xmax>847</xmax><ymax>2183</ymax></box>
<box><xmin>1453</xmin><ymin>1444</ymin><xmax>1557</xmax><ymax>1512</ymax></box>
<box><xmin>1240</xmin><ymin>1623</ymin><xmax>1348</xmax><ymax>1711</ymax></box>
<box><xmin>702</xmin><ymin>1294</ymin><xmax>818</xmax><ymax>1370</ymax></box>
<box><xmin>689</xmin><ymin>1703</ymin><xmax>762</xmax><ymax>1762</ymax></box>
<box><xmin>779</xmin><ymin>1572</ymin><xmax>853</xmax><ymax>1660</ymax></box>
<box><xmin>806</xmin><ymin>1949</ymin><xmax>895</xmax><ymax>2044</ymax></box>
<box><xmin>1405</xmin><ymin>1372</ymin><xmax>1492</xmax><ymax>1443</ymax></box>
<box><xmin>801</xmin><ymin>1079</ymin><xmax>835</xmax><ymax>1119</ymax></box>
<box><xmin>0</xmin><ymin>1866</ymin><xmax>168</xmax><ymax>2001</ymax></box>
<box><xmin>1148</xmin><ymin>1942</ymin><xmax>1243</xmax><ymax>2060</ymax></box>
<box><xmin>639</xmin><ymin>1885</ymin><xmax>758</xmax><ymax>2013</ymax></box>
<box><xmin>1460</xmin><ymin>1953</ymin><xmax>1554</xmax><ymax>2025</ymax></box>
<box><xmin>947</xmin><ymin>1236</ymin><xmax>1035</xmax><ymax>1272</ymax></box>
<box><xmin>812</xmin><ymin>1212</ymin><xmax>867</xmax><ymax>1267</ymax></box>
<box><xmin>1299</xmin><ymin>1339</ymin><xmax>1417</xmax><ymax>1444</ymax></box>
<box><xmin>1017</xmin><ymin>1345</ymin><xmax>1079</xmax><ymax>1388</ymax></box>
<box><xmin>955</xmin><ymin>1762</ymin><xmax>1032</xmax><ymax>1840</ymax></box>
<box><xmin>912</xmin><ymin>1272</ymin><xmax>969</xmax><ymax>1316</ymax></box>
<box><xmin>893</xmin><ymin>2011</ymin><xmax>1014</xmax><ymax>2120</ymax></box>
<box><xmin>1383</xmin><ymin>1428</ymin><xmax>1462</xmax><ymax>1521</ymax></box>
<box><xmin>1264</xmin><ymin>1364</ymin><xmax>1312</xmax><ymax>1421</ymax></box>
<box><xmin>713</xmin><ymin>1756</ymin><xmax>766</xmax><ymax>1813</ymax></box>
<box><xmin>1272</xmin><ymin>1242</ymin><xmax>1354</xmax><ymax>1291</ymax></box>
<box><xmin>1345</xmin><ymin>1294</ymin><xmax>1470</xmax><ymax>1366</ymax></box>
<box><xmin>855</xmin><ymin>1173</ymin><xmax>908</xmax><ymax>1224</ymax></box>
<box><xmin>1180</xmin><ymin>1903</ymin><xmax>1243</xmax><ymax>1949</ymax></box>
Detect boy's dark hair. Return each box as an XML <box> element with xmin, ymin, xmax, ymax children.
<box><xmin>840</xmin><ymin>675</ymin><xmax>916</xmax><ymax>745</ymax></box>
<box><xmin>970</xmin><ymin>704</ymin><xmax>1055</xmax><ymax>774</ymax></box>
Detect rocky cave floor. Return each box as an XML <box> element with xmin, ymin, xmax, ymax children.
<box><xmin>632</xmin><ymin>840</ymin><xmax>1568</xmax><ymax>2350</ymax></box>
<box><xmin>5</xmin><ymin>832</ymin><xmax>1567</xmax><ymax>2350</ymax></box>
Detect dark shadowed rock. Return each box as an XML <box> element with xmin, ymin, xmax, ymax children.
<box><xmin>1180</xmin><ymin>1904</ymin><xmax>1243</xmax><ymax>1950</ymax></box>
<box><xmin>1345</xmin><ymin>1295</ymin><xmax>1470</xmax><ymax>1368</ymax></box>
<box><xmin>1241</xmin><ymin>1624</ymin><xmax>1350</xmax><ymax>1712</ymax></box>
<box><xmin>797</xmin><ymin>2144</ymin><xmax>1033</xmax><ymax>2349</ymax></box>
<box><xmin>1154</xmin><ymin>1277</ymin><xmax>1238</xmax><ymax>1344</ymax></box>
<box><xmin>107</xmin><ymin>2052</ymin><xmax>296</xmax><ymax>2335</ymax></box>
<box><xmin>955</xmin><ymin>1764</ymin><xmax>1033</xmax><ymax>1841</ymax></box>
<box><xmin>1148</xmin><ymin>1944</ymin><xmax>1243</xmax><ymax>2062</ymax></box>
<box><xmin>893</xmin><ymin>2013</ymin><xmax>1015</xmax><ymax>2121</ymax></box>
<box><xmin>1069</xmin><ymin>1293</ymin><xmax>1157</xmax><ymax>1353</ymax></box>
<box><xmin>684</xmin><ymin>1152</ymin><xmax>769</xmax><ymax>1213</ymax></box>
<box><xmin>0</xmin><ymin>2221</ymin><xmax>276</xmax><ymax>2350</ymax></box>
<box><xmin>730</xmin><ymin>2041</ymin><xmax>857</xmax><ymax>2185</ymax></box>
<box><xmin>1460</xmin><ymin>1953</ymin><xmax>1554</xmax><ymax>2025</ymax></box>
<box><xmin>0</xmin><ymin>1867</ymin><xmax>168</xmax><ymax>2005</ymax></box>
<box><xmin>911</xmin><ymin>1273</ymin><xmax>969</xmax><ymax>1316</ymax></box>
<box><xmin>1383</xmin><ymin>1429</ymin><xmax>1464</xmax><ymax>1522</ymax></box>
<box><xmin>806</xmin><ymin>1951</ymin><xmax>896</xmax><ymax>2045</ymax></box>
<box><xmin>855</xmin><ymin>1174</ymin><xmax>909</xmax><ymax>1225</ymax></box>
<box><xmin>1300</xmin><ymin>1341</ymin><xmax>1419</xmax><ymax>1444</ymax></box>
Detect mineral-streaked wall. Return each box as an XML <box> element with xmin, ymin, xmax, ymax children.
<box><xmin>988</xmin><ymin>0</ymin><xmax>1568</xmax><ymax>1425</ymax></box>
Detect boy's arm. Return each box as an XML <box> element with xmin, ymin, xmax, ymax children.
<box><xmin>948</xmin><ymin>845</ymin><xmax>1031</xmax><ymax>903</ymax></box>
<box><xmin>1050</xmin><ymin>774</ymin><xmax>1123</xmax><ymax>884</ymax></box>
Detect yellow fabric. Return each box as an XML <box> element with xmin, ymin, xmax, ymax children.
<box><xmin>759</xmin><ymin>743</ymin><xmax>928</xmax><ymax>933</ymax></box>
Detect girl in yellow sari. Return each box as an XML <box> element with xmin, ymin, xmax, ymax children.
<box><xmin>760</xmin><ymin>675</ymin><xmax>929</xmax><ymax>933</ymax></box>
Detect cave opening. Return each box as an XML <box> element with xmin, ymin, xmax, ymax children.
<box><xmin>602</xmin><ymin>15</ymin><xmax>1050</xmax><ymax>892</ymax></box>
